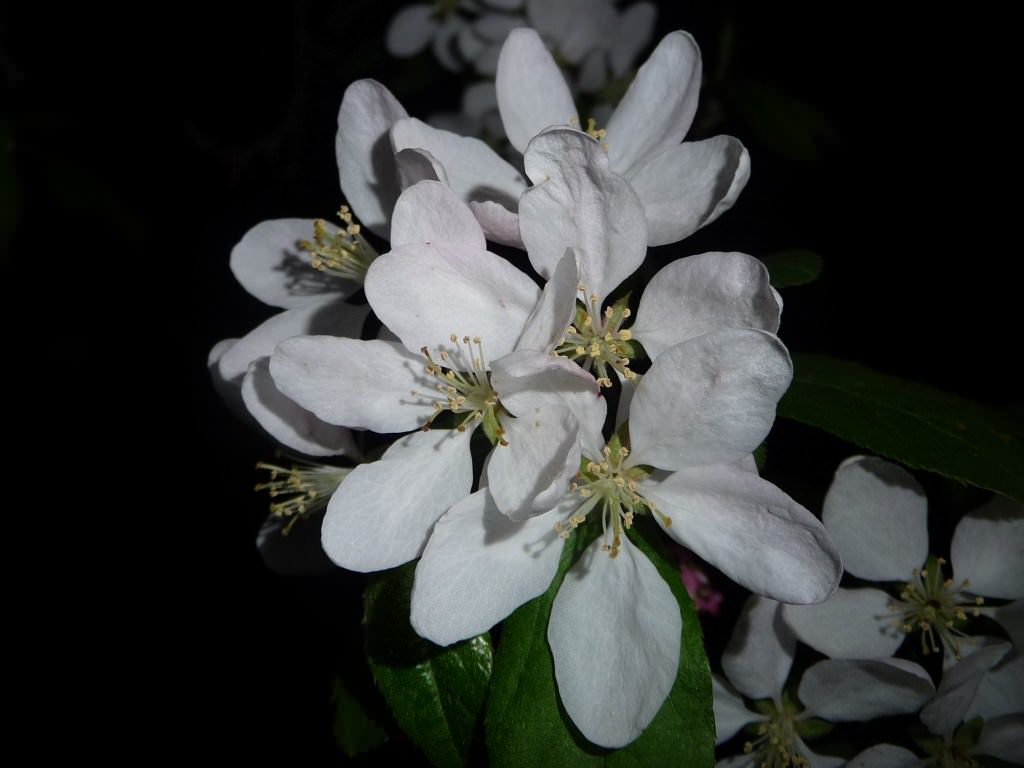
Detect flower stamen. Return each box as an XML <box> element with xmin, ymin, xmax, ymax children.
<box><xmin>887</xmin><ymin>555</ymin><xmax>984</xmax><ymax>659</ymax></box>
<box><xmin>555</xmin><ymin>287</ymin><xmax>637</xmax><ymax>387</ymax></box>
<box><xmin>411</xmin><ymin>335</ymin><xmax>506</xmax><ymax>444</ymax></box>
<box><xmin>254</xmin><ymin>460</ymin><xmax>350</xmax><ymax>534</ymax></box>
<box><xmin>301</xmin><ymin>204</ymin><xmax>378</xmax><ymax>283</ymax></box>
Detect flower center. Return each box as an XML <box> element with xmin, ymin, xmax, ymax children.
<box><xmin>555</xmin><ymin>289</ymin><xmax>638</xmax><ymax>388</ymax></box>
<box><xmin>413</xmin><ymin>335</ymin><xmax>506</xmax><ymax>445</ymax></box>
<box><xmin>743</xmin><ymin>700</ymin><xmax>810</xmax><ymax>768</ymax></box>
<box><xmin>301</xmin><ymin>204</ymin><xmax>378</xmax><ymax>283</ymax></box>
<box><xmin>554</xmin><ymin>435</ymin><xmax>669</xmax><ymax>558</ymax></box>
<box><xmin>254</xmin><ymin>460</ymin><xmax>350</xmax><ymax>534</ymax></box>
<box><xmin>887</xmin><ymin>555</ymin><xmax>984</xmax><ymax>659</ymax></box>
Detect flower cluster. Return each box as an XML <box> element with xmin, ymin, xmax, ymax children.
<box><xmin>210</xmin><ymin>23</ymin><xmax>844</xmax><ymax>751</ymax></box>
<box><xmin>712</xmin><ymin>456</ymin><xmax>1024</xmax><ymax>767</ymax></box>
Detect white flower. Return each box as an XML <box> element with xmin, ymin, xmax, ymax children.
<box><xmin>509</xmin><ymin>126</ymin><xmax>780</xmax><ymax>394</ymax></box>
<box><xmin>715</xmin><ymin>597</ymin><xmax>936</xmax><ymax>768</ymax></box>
<box><xmin>386</xmin><ymin>1</ymin><xmax>525</xmax><ymax>73</ymax></box>
<box><xmin>389</xmin><ymin>28</ymin><xmax>748</xmax><ymax>250</ymax></box>
<box><xmin>846</xmin><ymin>641</ymin><xmax>1024</xmax><ymax>767</ymax></box>
<box><xmin>525</xmin><ymin>0</ymin><xmax>657</xmax><ymax>94</ymax></box>
<box><xmin>269</xmin><ymin>180</ymin><xmax>603</xmax><ymax>572</ymax></box>
<box><xmin>782</xmin><ymin>456</ymin><xmax>1024</xmax><ymax>661</ymax></box>
<box><xmin>410</xmin><ymin>320</ymin><xmax>840</xmax><ymax>747</ymax></box>
<box><xmin>208</xmin><ymin>75</ymin><xmax>419</xmax><ymax>454</ymax></box>
<box><xmin>497</xmin><ymin>27</ymin><xmax>749</xmax><ymax>246</ymax></box>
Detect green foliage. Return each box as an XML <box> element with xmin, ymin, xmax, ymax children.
<box><xmin>331</xmin><ymin>676</ymin><xmax>390</xmax><ymax>758</ymax></box>
<box><xmin>778</xmin><ymin>354</ymin><xmax>1024</xmax><ymax>503</ymax></box>
<box><xmin>762</xmin><ymin>249</ymin><xmax>823</xmax><ymax>288</ymax></box>
<box><xmin>486</xmin><ymin>519</ymin><xmax>714</xmax><ymax>767</ymax></box>
<box><xmin>364</xmin><ymin>563</ymin><xmax>493</xmax><ymax>768</ymax></box>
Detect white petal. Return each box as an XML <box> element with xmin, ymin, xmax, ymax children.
<box><xmin>256</xmin><ymin>510</ymin><xmax>335</xmax><ymax>576</ymax></box>
<box><xmin>242</xmin><ymin>358</ymin><xmax>359</xmax><ymax>457</ymax></box>
<box><xmin>986</xmin><ymin>599</ymin><xmax>1023</xmax><ymax>649</ymax></box>
<box><xmin>394</xmin><ymin>147</ymin><xmax>445</xmax><ymax>190</ymax></box>
<box><xmin>642</xmin><ymin>465</ymin><xmax>841</xmax><ymax>604</ymax></box>
<box><xmin>217</xmin><ymin>297</ymin><xmax>369</xmax><ymax>384</ymax></box>
<box><xmin>487</xmin><ymin>406</ymin><xmax>580</xmax><ymax>520</ymax></box>
<box><xmin>803</xmin><ymin>744</ymin><xmax>847</xmax><ymax>768</ymax></box>
<box><xmin>336</xmin><ymin>80</ymin><xmax>409</xmax><ymax>239</ymax></box>
<box><xmin>627</xmin><ymin>329</ymin><xmax>792</xmax><ymax>471</ymax></box>
<box><xmin>385</xmin><ymin>4</ymin><xmax>437</xmax><ymax>57</ymax></box>
<box><xmin>365</xmin><ymin>242</ymin><xmax>539</xmax><ymax>360</ymax></box>
<box><xmin>548</xmin><ymin>534</ymin><xmax>681</xmax><ymax>748</ymax></box>
<box><xmin>467</xmin><ymin>200</ymin><xmax>522</xmax><ymax>247</ymax></box>
<box><xmin>410</xmin><ymin>490</ymin><xmax>564</xmax><ymax>645</ymax></box>
<box><xmin>388</xmin><ymin>179</ymin><xmax>485</xmax><ymax>250</ymax></box>
<box><xmin>229</xmin><ymin>219</ymin><xmax>351</xmax><ymax>308</ymax></box>
<box><xmin>822</xmin><ymin>456</ymin><xmax>929</xmax><ymax>580</ymax></box>
<box><xmin>525</xmin><ymin>0</ymin><xmax>615</xmax><ymax>64</ymax></box>
<box><xmin>495</xmin><ymin>28</ymin><xmax>577</xmax><ymax>153</ymax></box>
<box><xmin>717</xmin><ymin>756</ymin><xmax>755</xmax><ymax>768</ymax></box>
<box><xmin>721</xmin><ymin>596</ymin><xmax>793</xmax><ymax>700</ymax></box>
<box><xmin>575</xmin><ymin>48</ymin><xmax>607</xmax><ymax>93</ymax></box>
<box><xmin>847</xmin><ymin>744</ymin><xmax>922</xmax><ymax>768</ymax></box>
<box><xmin>431</xmin><ymin>16</ymin><xmax>466</xmax><ymax>72</ymax></box>
<box><xmin>209</xmin><ymin>337</ymin><xmax>244</xmax><ymax>407</ymax></box>
<box><xmin>321</xmin><ymin>428</ymin><xmax>474</xmax><ymax>571</ymax></box>
<box><xmin>604</xmin><ymin>31</ymin><xmax>701</xmax><ymax>175</ymax></box>
<box><xmin>951</xmin><ymin>496</ymin><xmax>1024</xmax><ymax>599</ymax></box>
<box><xmin>798</xmin><ymin>658</ymin><xmax>934</xmax><ymax>721</ymax></box>
<box><xmin>390</xmin><ymin>117</ymin><xmax>527</xmax><ymax>212</ymax></box>
<box><xmin>491</xmin><ymin>349</ymin><xmax>606</xmax><ymax>457</ymax></box>
<box><xmin>608</xmin><ymin>2</ymin><xmax>657</xmax><ymax>77</ymax></box>
<box><xmin>270</xmin><ymin>337</ymin><xmax>434</xmax><ymax>433</ymax></box>
<box><xmin>781</xmin><ymin>588</ymin><xmax>904</xmax><ymax>659</ymax></box>
<box><xmin>630</xmin><ymin>252</ymin><xmax>780</xmax><ymax>360</ymax></box>
<box><xmin>520</xmin><ymin>127</ymin><xmax>647</xmax><ymax>300</ymax></box>
<box><xmin>975</xmin><ymin>714</ymin><xmax>1024</xmax><ymax>763</ymax></box>
<box><xmin>625</xmin><ymin>137</ymin><xmax>751</xmax><ymax>246</ymax></box>
<box><xmin>922</xmin><ymin>641</ymin><xmax>1012</xmax><ymax>736</ymax></box>
<box><xmin>712</xmin><ymin>674</ymin><xmax>760</xmax><ymax>744</ymax></box>
<box><xmin>968</xmin><ymin>649</ymin><xmax>1024</xmax><ymax>721</ymax></box>
<box><xmin>515</xmin><ymin>248</ymin><xmax>578</xmax><ymax>352</ymax></box>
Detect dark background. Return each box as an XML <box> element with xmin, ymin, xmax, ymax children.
<box><xmin>3</xmin><ymin>2</ymin><xmax>1018</xmax><ymax>763</ymax></box>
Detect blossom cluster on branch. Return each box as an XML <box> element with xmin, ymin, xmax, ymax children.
<box><xmin>208</xmin><ymin>10</ymin><xmax>1023</xmax><ymax>765</ymax></box>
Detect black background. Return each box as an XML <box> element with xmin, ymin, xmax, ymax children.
<box><xmin>3</xmin><ymin>2</ymin><xmax>1019</xmax><ymax>763</ymax></box>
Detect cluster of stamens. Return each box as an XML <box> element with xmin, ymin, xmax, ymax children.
<box><xmin>555</xmin><ymin>290</ymin><xmax>637</xmax><ymax>387</ymax></box>
<box><xmin>742</xmin><ymin>702</ymin><xmax>810</xmax><ymax>768</ymax></box>
<box><xmin>413</xmin><ymin>335</ymin><xmax>506</xmax><ymax>444</ymax></box>
<box><xmin>254</xmin><ymin>460</ymin><xmax>350</xmax><ymax>534</ymax></box>
<box><xmin>301</xmin><ymin>204</ymin><xmax>378</xmax><ymax>282</ymax></box>
<box><xmin>569</xmin><ymin>116</ymin><xmax>609</xmax><ymax>151</ymax></box>
<box><xmin>555</xmin><ymin>438</ymin><xmax>668</xmax><ymax>558</ymax></box>
<box><xmin>887</xmin><ymin>555</ymin><xmax>983</xmax><ymax>659</ymax></box>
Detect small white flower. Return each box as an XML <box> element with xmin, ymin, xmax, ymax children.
<box><xmin>525</xmin><ymin>0</ymin><xmax>657</xmax><ymax>94</ymax></box>
<box><xmin>782</xmin><ymin>456</ymin><xmax>1024</xmax><ymax>662</ymax></box>
<box><xmin>846</xmin><ymin>641</ymin><xmax>1024</xmax><ymax>767</ymax></box>
<box><xmin>270</xmin><ymin>180</ymin><xmax>604</xmax><ymax>572</ymax></box>
<box><xmin>715</xmin><ymin>597</ymin><xmax>936</xmax><ymax>768</ymax></box>
<box><xmin>411</xmin><ymin>322</ymin><xmax>840</xmax><ymax>748</ymax></box>
<box><xmin>389</xmin><ymin>28</ymin><xmax>748</xmax><ymax>250</ymax></box>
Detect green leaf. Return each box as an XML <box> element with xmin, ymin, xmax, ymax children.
<box><xmin>778</xmin><ymin>354</ymin><xmax>1024</xmax><ymax>503</ymax></box>
<box><xmin>331</xmin><ymin>676</ymin><xmax>390</xmax><ymax>758</ymax></box>
<box><xmin>762</xmin><ymin>249</ymin><xmax>823</xmax><ymax>288</ymax></box>
<box><xmin>486</xmin><ymin>519</ymin><xmax>714</xmax><ymax>767</ymax></box>
<box><xmin>364</xmin><ymin>562</ymin><xmax>492</xmax><ymax>768</ymax></box>
<box><xmin>723</xmin><ymin>78</ymin><xmax>836</xmax><ymax>164</ymax></box>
